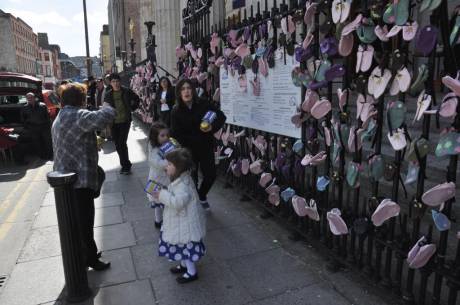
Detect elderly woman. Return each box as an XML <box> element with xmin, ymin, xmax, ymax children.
<box><xmin>170</xmin><ymin>79</ymin><xmax>226</xmax><ymax>210</ymax></box>
<box><xmin>52</xmin><ymin>83</ymin><xmax>116</xmax><ymax>271</ymax></box>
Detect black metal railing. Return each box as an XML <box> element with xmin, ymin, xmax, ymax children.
<box><xmin>180</xmin><ymin>1</ymin><xmax>460</xmax><ymax>304</ymax></box>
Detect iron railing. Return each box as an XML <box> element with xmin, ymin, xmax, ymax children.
<box><xmin>180</xmin><ymin>1</ymin><xmax>460</xmax><ymax>304</ymax></box>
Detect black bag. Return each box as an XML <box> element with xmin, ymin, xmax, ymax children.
<box><xmin>94</xmin><ymin>166</ymin><xmax>105</xmax><ymax>199</ymax></box>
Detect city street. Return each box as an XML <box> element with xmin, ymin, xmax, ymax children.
<box><xmin>0</xmin><ymin>120</ymin><xmax>391</xmax><ymax>305</ymax></box>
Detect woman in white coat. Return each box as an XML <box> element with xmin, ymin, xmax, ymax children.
<box><xmin>146</xmin><ymin>122</ymin><xmax>170</xmax><ymax>227</ymax></box>
<box><xmin>153</xmin><ymin>148</ymin><xmax>206</xmax><ymax>284</ymax></box>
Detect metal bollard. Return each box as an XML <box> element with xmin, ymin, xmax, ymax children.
<box><xmin>47</xmin><ymin>171</ymin><xmax>92</xmax><ymax>303</ymax></box>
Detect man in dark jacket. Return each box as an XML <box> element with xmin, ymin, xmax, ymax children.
<box><xmin>21</xmin><ymin>92</ymin><xmax>53</xmax><ymax>160</ymax></box>
<box><xmin>171</xmin><ymin>79</ymin><xmax>226</xmax><ymax>210</ymax></box>
<box><xmin>104</xmin><ymin>73</ymin><xmax>140</xmax><ymax>174</ymax></box>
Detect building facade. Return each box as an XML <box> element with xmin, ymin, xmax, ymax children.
<box><xmin>38</xmin><ymin>48</ymin><xmax>58</xmax><ymax>86</ymax></box>
<box><xmin>0</xmin><ymin>9</ymin><xmax>39</xmax><ymax>76</ymax></box>
<box><xmin>108</xmin><ymin>0</ymin><xmax>142</xmax><ymax>72</ymax></box>
<box><xmin>100</xmin><ymin>24</ymin><xmax>112</xmax><ymax>75</ymax></box>
<box><xmin>134</xmin><ymin>0</ymin><xmax>225</xmax><ymax>77</ymax></box>
<box><xmin>140</xmin><ymin>0</ymin><xmax>181</xmax><ymax>76</ymax></box>
<box><xmin>70</xmin><ymin>56</ymin><xmax>102</xmax><ymax>79</ymax></box>
<box><xmin>37</xmin><ymin>33</ymin><xmax>62</xmax><ymax>85</ymax></box>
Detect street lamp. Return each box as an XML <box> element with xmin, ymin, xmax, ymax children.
<box><xmin>128</xmin><ymin>18</ymin><xmax>137</xmax><ymax>69</ymax></box>
<box><xmin>144</xmin><ymin>21</ymin><xmax>156</xmax><ymax>68</ymax></box>
<box><xmin>82</xmin><ymin>0</ymin><xmax>91</xmax><ymax>76</ymax></box>
<box><xmin>129</xmin><ymin>40</ymin><xmax>136</xmax><ymax>68</ymax></box>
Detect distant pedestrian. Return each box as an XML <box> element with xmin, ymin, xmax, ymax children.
<box><xmin>152</xmin><ymin>148</ymin><xmax>206</xmax><ymax>284</ymax></box>
<box><xmin>155</xmin><ymin>77</ymin><xmax>175</xmax><ymax>126</ymax></box>
<box><xmin>104</xmin><ymin>73</ymin><xmax>140</xmax><ymax>174</ymax></box>
<box><xmin>20</xmin><ymin>92</ymin><xmax>53</xmax><ymax>160</ymax></box>
<box><xmin>95</xmin><ymin>78</ymin><xmax>105</xmax><ymax>108</ymax></box>
<box><xmin>52</xmin><ymin>83</ymin><xmax>116</xmax><ymax>271</ymax></box>
<box><xmin>146</xmin><ymin>122</ymin><xmax>170</xmax><ymax>228</ymax></box>
<box><xmin>171</xmin><ymin>79</ymin><xmax>226</xmax><ymax>210</ymax></box>
<box><xmin>86</xmin><ymin>76</ymin><xmax>97</xmax><ymax>109</ymax></box>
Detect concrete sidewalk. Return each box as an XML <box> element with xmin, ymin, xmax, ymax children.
<box><xmin>0</xmin><ymin>120</ymin><xmax>392</xmax><ymax>305</ymax></box>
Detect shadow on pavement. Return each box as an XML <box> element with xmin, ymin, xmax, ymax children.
<box><xmin>0</xmin><ymin>157</ymin><xmax>49</xmax><ymax>182</ymax></box>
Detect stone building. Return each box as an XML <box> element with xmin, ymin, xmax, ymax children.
<box><xmin>135</xmin><ymin>0</ymin><xmax>225</xmax><ymax>77</ymax></box>
<box><xmin>108</xmin><ymin>0</ymin><xmax>142</xmax><ymax>72</ymax></box>
<box><xmin>0</xmin><ymin>9</ymin><xmax>39</xmax><ymax>76</ymax></box>
<box><xmin>37</xmin><ymin>33</ymin><xmax>62</xmax><ymax>85</ymax></box>
<box><xmin>100</xmin><ymin>24</ymin><xmax>112</xmax><ymax>75</ymax></box>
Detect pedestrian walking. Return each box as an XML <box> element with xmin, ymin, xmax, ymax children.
<box><xmin>146</xmin><ymin>122</ymin><xmax>170</xmax><ymax>228</ymax></box>
<box><xmin>170</xmin><ymin>79</ymin><xmax>226</xmax><ymax>210</ymax></box>
<box><xmin>52</xmin><ymin>83</ymin><xmax>116</xmax><ymax>271</ymax></box>
<box><xmin>155</xmin><ymin>76</ymin><xmax>175</xmax><ymax>127</ymax></box>
<box><xmin>94</xmin><ymin>78</ymin><xmax>105</xmax><ymax>108</ymax></box>
<box><xmin>104</xmin><ymin>73</ymin><xmax>140</xmax><ymax>174</ymax></box>
<box><xmin>152</xmin><ymin>148</ymin><xmax>206</xmax><ymax>284</ymax></box>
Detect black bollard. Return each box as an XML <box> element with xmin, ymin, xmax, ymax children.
<box><xmin>47</xmin><ymin>171</ymin><xmax>92</xmax><ymax>303</ymax></box>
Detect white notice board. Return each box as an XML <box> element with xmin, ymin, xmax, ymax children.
<box><xmin>219</xmin><ymin>53</ymin><xmax>302</xmax><ymax>139</ymax></box>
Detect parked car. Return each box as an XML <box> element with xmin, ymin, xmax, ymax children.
<box><xmin>0</xmin><ymin>72</ymin><xmax>44</xmax><ymax>129</ymax></box>
<box><xmin>42</xmin><ymin>89</ymin><xmax>61</xmax><ymax>120</ymax></box>
<box><xmin>0</xmin><ymin>72</ymin><xmax>60</xmax><ymax>127</ymax></box>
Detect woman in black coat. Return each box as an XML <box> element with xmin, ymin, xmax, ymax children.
<box><xmin>170</xmin><ymin>79</ymin><xmax>226</xmax><ymax>210</ymax></box>
<box><xmin>155</xmin><ymin>77</ymin><xmax>175</xmax><ymax>126</ymax></box>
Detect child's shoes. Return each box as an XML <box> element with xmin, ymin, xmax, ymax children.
<box><xmin>170</xmin><ymin>265</ymin><xmax>187</xmax><ymax>274</ymax></box>
<box><xmin>176</xmin><ymin>272</ymin><xmax>199</xmax><ymax>284</ymax></box>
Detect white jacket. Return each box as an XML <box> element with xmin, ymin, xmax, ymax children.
<box><xmin>159</xmin><ymin>172</ymin><xmax>206</xmax><ymax>245</ymax></box>
<box><xmin>147</xmin><ymin>145</ymin><xmax>170</xmax><ymax>202</ymax></box>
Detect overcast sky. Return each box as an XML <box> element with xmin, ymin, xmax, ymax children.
<box><xmin>1</xmin><ymin>0</ymin><xmax>109</xmax><ymax>57</ymax></box>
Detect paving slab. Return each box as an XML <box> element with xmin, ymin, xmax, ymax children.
<box><xmin>46</xmin><ymin>279</ymin><xmax>155</xmax><ymax>305</ymax></box>
<box><xmin>131</xmin><ymin>218</ymin><xmax>160</xmax><ymax>245</ymax></box>
<box><xmin>205</xmin><ymin>222</ymin><xmax>280</xmax><ymax>260</ymax></box>
<box><xmin>18</xmin><ymin>225</ymin><xmax>61</xmax><ymax>263</ymax></box>
<box><xmin>206</xmin><ymin>203</ymin><xmax>254</xmax><ymax>231</ymax></box>
<box><xmin>246</xmin><ymin>282</ymin><xmax>352</xmax><ymax>305</ymax></box>
<box><xmin>101</xmin><ymin>180</ymin><xmax>144</xmax><ymax>194</ymax></box>
<box><xmin>88</xmin><ymin>248</ymin><xmax>136</xmax><ymax>288</ymax></box>
<box><xmin>122</xmin><ymin>191</ymin><xmax>149</xmax><ymax>207</ymax></box>
<box><xmin>227</xmin><ymin>248</ymin><xmax>319</xmax><ymax>299</ymax></box>
<box><xmin>93</xmin><ymin>222</ymin><xmax>136</xmax><ymax>251</ymax></box>
<box><xmin>131</xmin><ymin>243</ymin><xmax>169</xmax><ymax>279</ymax></box>
<box><xmin>32</xmin><ymin>205</ymin><xmax>57</xmax><ymax>228</ymax></box>
<box><xmin>33</xmin><ymin>206</ymin><xmax>123</xmax><ymax>229</ymax></box>
<box><xmin>94</xmin><ymin>192</ymin><xmax>124</xmax><ymax>208</ymax></box>
<box><xmin>0</xmin><ymin>255</ymin><xmax>65</xmax><ymax>305</ymax></box>
<box><xmin>151</xmin><ymin>261</ymin><xmax>254</xmax><ymax>305</ymax></box>
<box><xmin>121</xmin><ymin>203</ymin><xmax>155</xmax><ymax>222</ymax></box>
<box><xmin>41</xmin><ymin>191</ymin><xmax>56</xmax><ymax>207</ymax></box>
<box><xmin>93</xmin><ymin>206</ymin><xmax>123</xmax><ymax>227</ymax></box>
<box><xmin>0</xmin><ymin>222</ymin><xmax>32</xmax><ymax>275</ymax></box>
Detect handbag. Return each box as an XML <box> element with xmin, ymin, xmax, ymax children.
<box><xmin>94</xmin><ymin>166</ymin><xmax>105</xmax><ymax>199</ymax></box>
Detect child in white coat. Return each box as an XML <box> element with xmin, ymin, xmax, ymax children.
<box><xmin>152</xmin><ymin>148</ymin><xmax>206</xmax><ymax>284</ymax></box>
<box><xmin>147</xmin><ymin>122</ymin><xmax>170</xmax><ymax>228</ymax></box>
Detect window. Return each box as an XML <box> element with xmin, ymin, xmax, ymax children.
<box><xmin>48</xmin><ymin>92</ymin><xmax>61</xmax><ymax>106</ymax></box>
<box><xmin>44</xmin><ymin>53</ymin><xmax>50</xmax><ymax>61</ymax></box>
<box><xmin>0</xmin><ymin>95</ymin><xmax>28</xmax><ymax>106</ymax></box>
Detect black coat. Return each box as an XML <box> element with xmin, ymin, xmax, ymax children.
<box><xmin>171</xmin><ymin>98</ymin><xmax>226</xmax><ymax>155</ymax></box>
<box><xmin>21</xmin><ymin>102</ymin><xmax>50</xmax><ymax>128</ymax></box>
<box><xmin>104</xmin><ymin>86</ymin><xmax>140</xmax><ymax>122</ymax></box>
